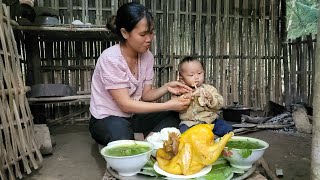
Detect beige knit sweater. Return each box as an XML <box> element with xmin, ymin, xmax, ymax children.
<box><xmin>179</xmin><ymin>84</ymin><xmax>223</xmax><ymax>127</ymax></box>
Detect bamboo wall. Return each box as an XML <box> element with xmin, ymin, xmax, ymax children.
<box><xmin>14</xmin><ymin>0</ymin><xmax>286</xmax><ymax>123</ymax></box>
<box><xmin>287</xmin><ymin>34</ymin><xmax>316</xmax><ymax>107</ymax></box>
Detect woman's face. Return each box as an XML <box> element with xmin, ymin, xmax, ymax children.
<box><xmin>180</xmin><ymin>61</ymin><xmax>205</xmax><ymax>88</ymax></box>
<box><xmin>124</xmin><ymin>17</ymin><xmax>154</xmax><ymax>53</ymax></box>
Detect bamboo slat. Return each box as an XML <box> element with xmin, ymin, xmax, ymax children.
<box><xmin>221</xmin><ymin>0</ymin><xmax>228</xmax><ymax>106</ymax></box>
<box><xmin>232</xmin><ymin>0</ymin><xmax>240</xmax><ymax>103</ymax></box>
<box><xmin>205</xmin><ymin>0</ymin><xmax>212</xmax><ymax>87</ymax></box>
<box><xmin>214</xmin><ymin>0</ymin><xmax>221</xmax><ymax>89</ymax></box>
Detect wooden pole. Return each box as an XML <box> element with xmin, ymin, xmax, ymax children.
<box><xmin>311</xmin><ymin>13</ymin><xmax>320</xmax><ymax>180</ymax></box>
<box><xmin>281</xmin><ymin>0</ymin><xmax>290</xmax><ymax>106</ymax></box>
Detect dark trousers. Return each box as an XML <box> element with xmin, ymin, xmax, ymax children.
<box><xmin>179</xmin><ymin>119</ymin><xmax>233</xmax><ymax>137</ymax></box>
<box><xmin>89</xmin><ymin>111</ymin><xmax>180</xmax><ymax>145</ymax></box>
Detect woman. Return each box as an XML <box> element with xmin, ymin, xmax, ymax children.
<box><xmin>89</xmin><ymin>2</ymin><xmax>192</xmax><ymax>145</ymax></box>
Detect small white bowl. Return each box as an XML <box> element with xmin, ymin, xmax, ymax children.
<box><xmin>146</xmin><ymin>136</ymin><xmax>163</xmax><ymax>157</ymax></box>
<box><xmin>100</xmin><ymin>140</ymin><xmax>153</xmax><ymax>176</ymax></box>
<box><xmin>146</xmin><ymin>128</ymin><xmax>180</xmax><ymax>157</ymax></box>
<box><xmin>222</xmin><ymin>136</ymin><xmax>269</xmax><ymax>170</ymax></box>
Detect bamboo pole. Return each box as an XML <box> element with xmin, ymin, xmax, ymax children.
<box><xmin>281</xmin><ymin>0</ymin><xmax>289</xmax><ymax>106</ymax></box>
<box><xmin>233</xmin><ymin>0</ymin><xmax>240</xmax><ymax>103</ymax></box>
<box><xmin>311</xmin><ymin>34</ymin><xmax>316</xmax><ymax>106</ymax></box>
<box><xmin>172</xmin><ymin>0</ymin><xmax>179</xmax><ymax>80</ymax></box>
<box><xmin>195</xmin><ymin>0</ymin><xmax>201</xmax><ymax>55</ymax></box>
<box><xmin>0</xmin><ymin>99</ymin><xmax>18</xmax><ymax>179</ymax></box>
<box><xmin>214</xmin><ymin>0</ymin><xmax>221</xmax><ymax>89</ymax></box>
<box><xmin>301</xmin><ymin>36</ymin><xmax>307</xmax><ymax>103</ymax></box>
<box><xmin>205</xmin><ymin>0</ymin><xmax>211</xmax><ymax>86</ymax></box>
<box><xmin>0</xmin><ymin>86</ymin><xmax>30</xmax><ymax>95</ymax></box>
<box><xmin>221</xmin><ymin>0</ymin><xmax>229</xmax><ymax>106</ymax></box>
<box><xmin>261</xmin><ymin>0</ymin><xmax>266</xmax><ymax>108</ymax></box>
<box><xmin>250</xmin><ymin>0</ymin><xmax>257</xmax><ymax>108</ymax></box>
<box><xmin>14</xmin><ymin>26</ymin><xmax>109</xmax><ymax>32</ymax></box>
<box><xmin>270</xmin><ymin>0</ymin><xmax>276</xmax><ymax>102</ymax></box>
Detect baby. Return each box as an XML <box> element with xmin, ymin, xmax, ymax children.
<box><xmin>178</xmin><ymin>56</ymin><xmax>233</xmax><ymax>136</ymax></box>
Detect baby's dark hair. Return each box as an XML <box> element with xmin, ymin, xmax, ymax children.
<box><xmin>178</xmin><ymin>56</ymin><xmax>204</xmax><ymax>72</ymax></box>
<box><xmin>106</xmin><ymin>2</ymin><xmax>153</xmax><ymax>42</ymax></box>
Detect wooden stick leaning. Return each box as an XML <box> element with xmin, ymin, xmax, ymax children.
<box><xmin>257</xmin><ymin>157</ymin><xmax>280</xmax><ymax>180</ymax></box>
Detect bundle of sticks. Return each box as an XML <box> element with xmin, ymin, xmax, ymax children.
<box><xmin>233</xmin><ymin>112</ymin><xmax>295</xmax><ymax>135</ymax></box>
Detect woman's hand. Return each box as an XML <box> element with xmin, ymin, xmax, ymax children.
<box><xmin>166</xmin><ymin>81</ymin><xmax>193</xmax><ymax>96</ymax></box>
<box><xmin>166</xmin><ymin>95</ymin><xmax>192</xmax><ymax>112</ymax></box>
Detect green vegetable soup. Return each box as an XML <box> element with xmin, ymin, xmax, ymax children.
<box><xmin>105</xmin><ymin>144</ymin><xmax>151</xmax><ymax>157</ymax></box>
<box><xmin>226</xmin><ymin>139</ymin><xmax>264</xmax><ymax>149</ymax></box>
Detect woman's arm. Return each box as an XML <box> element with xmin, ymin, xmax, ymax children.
<box><xmin>141</xmin><ymin>81</ymin><xmax>193</xmax><ymax>102</ymax></box>
<box><xmin>110</xmin><ymin>88</ymin><xmax>191</xmax><ymax>113</ymax></box>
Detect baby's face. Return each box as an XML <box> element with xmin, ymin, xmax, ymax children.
<box><xmin>179</xmin><ymin>61</ymin><xmax>205</xmax><ymax>88</ymax></box>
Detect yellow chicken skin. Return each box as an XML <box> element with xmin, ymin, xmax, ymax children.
<box><xmin>156</xmin><ymin>124</ymin><xmax>233</xmax><ymax>175</ymax></box>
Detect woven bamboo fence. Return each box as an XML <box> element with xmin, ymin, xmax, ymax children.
<box><xmin>287</xmin><ymin>34</ymin><xmax>316</xmax><ymax>107</ymax></box>
<box><xmin>0</xmin><ymin>2</ymin><xmax>43</xmax><ymax>180</ymax></box>
<box><xmin>13</xmin><ymin>0</ymin><xmax>286</xmax><ymax>123</ymax></box>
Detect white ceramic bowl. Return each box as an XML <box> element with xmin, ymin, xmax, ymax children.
<box><xmin>100</xmin><ymin>140</ymin><xmax>153</xmax><ymax>176</ymax></box>
<box><xmin>146</xmin><ymin>127</ymin><xmax>181</xmax><ymax>157</ymax></box>
<box><xmin>222</xmin><ymin>136</ymin><xmax>269</xmax><ymax>170</ymax></box>
<box><xmin>146</xmin><ymin>136</ymin><xmax>163</xmax><ymax>157</ymax></box>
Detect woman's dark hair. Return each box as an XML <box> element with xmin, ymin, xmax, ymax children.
<box><xmin>107</xmin><ymin>2</ymin><xmax>153</xmax><ymax>42</ymax></box>
<box><xmin>178</xmin><ymin>56</ymin><xmax>204</xmax><ymax>72</ymax></box>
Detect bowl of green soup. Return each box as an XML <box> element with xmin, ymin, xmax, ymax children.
<box><xmin>100</xmin><ymin>140</ymin><xmax>153</xmax><ymax>176</ymax></box>
<box><xmin>222</xmin><ymin>136</ymin><xmax>269</xmax><ymax>170</ymax></box>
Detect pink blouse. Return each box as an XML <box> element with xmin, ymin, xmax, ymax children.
<box><xmin>89</xmin><ymin>44</ymin><xmax>154</xmax><ymax>119</ymax></box>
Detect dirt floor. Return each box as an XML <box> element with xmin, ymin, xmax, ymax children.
<box><xmin>23</xmin><ymin>123</ymin><xmax>312</xmax><ymax>180</ymax></box>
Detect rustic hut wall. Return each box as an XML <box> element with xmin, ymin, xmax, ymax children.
<box><xmin>287</xmin><ymin>34</ymin><xmax>316</xmax><ymax>107</ymax></box>
<box><xmin>0</xmin><ymin>3</ymin><xmax>43</xmax><ymax>180</ymax></box>
<box><xmin>39</xmin><ymin>0</ymin><xmax>284</xmax><ymax>106</ymax></box>
<box><xmin>16</xmin><ymin>0</ymin><xmax>285</xmax><ymax>123</ymax></box>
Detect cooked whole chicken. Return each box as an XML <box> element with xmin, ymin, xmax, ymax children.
<box><xmin>156</xmin><ymin>124</ymin><xmax>233</xmax><ymax>175</ymax></box>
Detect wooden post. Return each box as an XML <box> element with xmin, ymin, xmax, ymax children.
<box><xmin>25</xmin><ymin>32</ymin><xmax>41</xmax><ymax>85</ymax></box>
<box><xmin>281</xmin><ymin>0</ymin><xmax>290</xmax><ymax>106</ymax></box>
<box><xmin>311</xmin><ymin>14</ymin><xmax>320</xmax><ymax>179</ymax></box>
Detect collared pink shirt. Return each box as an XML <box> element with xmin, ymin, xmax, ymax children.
<box><xmin>89</xmin><ymin>44</ymin><xmax>154</xmax><ymax>119</ymax></box>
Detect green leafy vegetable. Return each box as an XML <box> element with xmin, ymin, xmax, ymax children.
<box><xmin>194</xmin><ymin>162</ymin><xmax>233</xmax><ymax>180</ymax></box>
<box><xmin>238</xmin><ymin>149</ymin><xmax>252</xmax><ymax>158</ymax></box>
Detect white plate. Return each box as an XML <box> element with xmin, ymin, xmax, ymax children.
<box><xmin>153</xmin><ymin>162</ymin><xmax>212</xmax><ymax>179</ymax></box>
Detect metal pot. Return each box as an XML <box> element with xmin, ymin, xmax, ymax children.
<box><xmin>222</xmin><ymin>102</ymin><xmax>251</xmax><ymax>122</ymax></box>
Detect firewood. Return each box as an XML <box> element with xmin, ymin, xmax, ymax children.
<box><xmin>257</xmin><ymin>157</ymin><xmax>280</xmax><ymax>180</ymax></box>
<box><xmin>264</xmin><ymin>112</ymin><xmax>292</xmax><ymax>124</ymax></box>
<box><xmin>233</xmin><ymin>123</ymin><xmax>257</xmax><ymax>128</ymax></box>
<box><xmin>241</xmin><ymin>114</ymin><xmax>272</xmax><ymax>124</ymax></box>
<box><xmin>256</xmin><ymin>123</ymin><xmax>295</xmax><ymax>129</ymax></box>
<box><xmin>233</xmin><ymin>123</ymin><xmax>294</xmax><ymax>129</ymax></box>
<box><xmin>233</xmin><ymin>127</ymin><xmax>260</xmax><ymax>135</ymax></box>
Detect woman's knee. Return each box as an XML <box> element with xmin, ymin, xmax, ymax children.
<box><xmin>89</xmin><ymin>116</ymin><xmax>134</xmax><ymax>145</ymax></box>
<box><xmin>152</xmin><ymin>111</ymin><xmax>180</xmax><ymax>132</ymax></box>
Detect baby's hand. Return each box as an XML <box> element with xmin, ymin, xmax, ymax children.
<box><xmin>197</xmin><ymin>88</ymin><xmax>213</xmax><ymax>106</ymax></box>
<box><xmin>181</xmin><ymin>92</ymin><xmax>193</xmax><ymax>100</ymax></box>
<box><xmin>202</xmin><ymin>89</ymin><xmax>213</xmax><ymax>102</ymax></box>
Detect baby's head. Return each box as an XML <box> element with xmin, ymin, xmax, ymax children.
<box><xmin>178</xmin><ymin>56</ymin><xmax>205</xmax><ymax>88</ymax></box>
